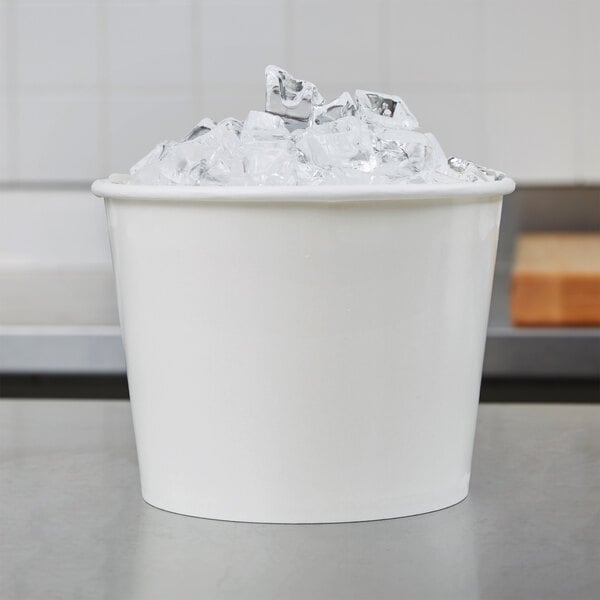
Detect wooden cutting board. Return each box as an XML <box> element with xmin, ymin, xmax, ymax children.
<box><xmin>511</xmin><ymin>233</ymin><xmax>600</xmax><ymax>326</ymax></box>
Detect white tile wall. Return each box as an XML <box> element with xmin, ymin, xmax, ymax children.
<box><xmin>289</xmin><ymin>0</ymin><xmax>384</xmax><ymax>91</ymax></box>
<box><xmin>484</xmin><ymin>89</ymin><xmax>576</xmax><ymax>183</ymax></box>
<box><xmin>578</xmin><ymin>0</ymin><xmax>600</xmax><ymax>86</ymax></box>
<box><xmin>0</xmin><ymin>2</ymin><xmax>9</xmax><ymax>180</ymax></box>
<box><xmin>199</xmin><ymin>0</ymin><xmax>286</xmax><ymax>86</ymax></box>
<box><xmin>0</xmin><ymin>0</ymin><xmax>597</xmax><ymax>184</ymax></box>
<box><xmin>578</xmin><ymin>0</ymin><xmax>599</xmax><ymax>181</ymax></box>
<box><xmin>16</xmin><ymin>2</ymin><xmax>99</xmax><ymax>88</ymax></box>
<box><xmin>0</xmin><ymin>2</ymin><xmax>8</xmax><ymax>91</ymax></box>
<box><xmin>0</xmin><ymin>189</ymin><xmax>111</xmax><ymax>267</ymax></box>
<box><xmin>16</xmin><ymin>93</ymin><xmax>102</xmax><ymax>180</ymax></box>
<box><xmin>389</xmin><ymin>0</ymin><xmax>482</xmax><ymax>86</ymax></box>
<box><xmin>107</xmin><ymin>1</ymin><xmax>193</xmax><ymax>89</ymax></box>
<box><xmin>0</xmin><ymin>98</ymin><xmax>7</xmax><ymax>180</ymax></box>
<box><xmin>201</xmin><ymin>83</ymin><xmax>264</xmax><ymax>122</ymax></box>
<box><xmin>483</xmin><ymin>0</ymin><xmax>575</xmax><ymax>86</ymax></box>
<box><xmin>107</xmin><ymin>93</ymin><xmax>196</xmax><ymax>172</ymax></box>
<box><xmin>581</xmin><ymin>90</ymin><xmax>600</xmax><ymax>183</ymax></box>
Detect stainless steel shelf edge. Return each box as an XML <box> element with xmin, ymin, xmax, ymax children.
<box><xmin>0</xmin><ymin>327</ymin><xmax>125</xmax><ymax>374</ymax></box>
<box><xmin>483</xmin><ymin>326</ymin><xmax>600</xmax><ymax>377</ymax></box>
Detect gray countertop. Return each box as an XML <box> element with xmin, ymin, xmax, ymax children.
<box><xmin>1</xmin><ymin>400</ymin><xmax>599</xmax><ymax>599</ymax></box>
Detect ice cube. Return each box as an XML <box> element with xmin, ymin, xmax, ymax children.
<box><xmin>196</xmin><ymin>121</ymin><xmax>244</xmax><ymax>183</ymax></box>
<box><xmin>149</xmin><ymin>141</ymin><xmax>200</xmax><ymax>184</ymax></box>
<box><xmin>155</xmin><ymin>122</ymin><xmax>243</xmax><ymax>185</ymax></box>
<box><xmin>129</xmin><ymin>141</ymin><xmax>175</xmax><ymax>184</ymax></box>
<box><xmin>265</xmin><ymin>65</ymin><xmax>324</xmax><ymax>125</ymax></box>
<box><xmin>130</xmin><ymin>142</ymin><xmax>167</xmax><ymax>174</ymax></box>
<box><xmin>372</xmin><ymin>129</ymin><xmax>432</xmax><ymax>180</ymax></box>
<box><xmin>295</xmin><ymin>115</ymin><xmax>377</xmax><ymax>174</ymax></box>
<box><xmin>447</xmin><ymin>157</ymin><xmax>505</xmax><ymax>182</ymax></box>
<box><xmin>240</xmin><ymin>111</ymin><xmax>296</xmax><ymax>184</ymax></box>
<box><xmin>241</xmin><ymin>110</ymin><xmax>290</xmax><ymax>142</ymax></box>
<box><xmin>355</xmin><ymin>89</ymin><xmax>419</xmax><ymax>130</ymax></box>
<box><xmin>183</xmin><ymin>117</ymin><xmax>216</xmax><ymax>141</ymax></box>
<box><xmin>311</xmin><ymin>92</ymin><xmax>356</xmax><ymax>126</ymax></box>
<box><xmin>294</xmin><ymin>159</ymin><xmax>326</xmax><ymax>185</ymax></box>
<box><xmin>217</xmin><ymin>117</ymin><xmax>243</xmax><ymax>136</ymax></box>
<box><xmin>127</xmin><ymin>65</ymin><xmax>509</xmax><ymax>187</ymax></box>
<box><xmin>241</xmin><ymin>142</ymin><xmax>297</xmax><ymax>185</ymax></box>
<box><xmin>423</xmin><ymin>132</ymin><xmax>448</xmax><ymax>172</ymax></box>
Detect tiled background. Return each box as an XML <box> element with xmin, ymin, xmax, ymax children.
<box><xmin>0</xmin><ymin>0</ymin><xmax>598</xmax><ymax>304</ymax></box>
<box><xmin>0</xmin><ymin>0</ymin><xmax>598</xmax><ymax>185</ymax></box>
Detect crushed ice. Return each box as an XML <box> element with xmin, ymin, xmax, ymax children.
<box><xmin>129</xmin><ymin>65</ymin><xmax>505</xmax><ymax>186</ymax></box>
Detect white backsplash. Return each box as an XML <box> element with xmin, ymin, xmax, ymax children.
<box><xmin>0</xmin><ymin>0</ymin><xmax>597</xmax><ymax>185</ymax></box>
<box><xmin>0</xmin><ymin>189</ymin><xmax>112</xmax><ymax>268</ymax></box>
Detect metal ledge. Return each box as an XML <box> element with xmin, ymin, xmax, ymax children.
<box><xmin>0</xmin><ymin>327</ymin><xmax>125</xmax><ymax>374</ymax></box>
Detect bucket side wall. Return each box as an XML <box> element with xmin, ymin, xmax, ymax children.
<box><xmin>105</xmin><ymin>196</ymin><xmax>502</xmax><ymax>522</ymax></box>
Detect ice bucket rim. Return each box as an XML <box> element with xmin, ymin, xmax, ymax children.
<box><xmin>92</xmin><ymin>173</ymin><xmax>516</xmax><ymax>204</ymax></box>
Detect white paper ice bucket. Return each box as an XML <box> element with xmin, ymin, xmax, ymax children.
<box><xmin>92</xmin><ymin>175</ymin><xmax>515</xmax><ymax>523</ymax></box>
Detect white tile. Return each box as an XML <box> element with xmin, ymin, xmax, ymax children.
<box><xmin>577</xmin><ymin>0</ymin><xmax>600</xmax><ymax>86</ymax></box>
<box><xmin>290</xmin><ymin>0</ymin><xmax>383</xmax><ymax>89</ymax></box>
<box><xmin>105</xmin><ymin>0</ymin><xmax>178</xmax><ymax>4</ymax></box>
<box><xmin>0</xmin><ymin>189</ymin><xmax>112</xmax><ymax>266</ymax></box>
<box><xmin>107</xmin><ymin>94</ymin><xmax>196</xmax><ymax>173</ymax></box>
<box><xmin>389</xmin><ymin>1</ymin><xmax>481</xmax><ymax>85</ymax></box>
<box><xmin>17</xmin><ymin>94</ymin><xmax>101</xmax><ymax>180</ymax></box>
<box><xmin>399</xmin><ymin>87</ymin><xmax>487</xmax><ymax>164</ymax></box>
<box><xmin>581</xmin><ymin>89</ymin><xmax>600</xmax><ymax>183</ymax></box>
<box><xmin>0</xmin><ymin>3</ymin><xmax>8</xmax><ymax>89</ymax></box>
<box><xmin>14</xmin><ymin>0</ymin><xmax>98</xmax><ymax>3</ymax></box>
<box><xmin>107</xmin><ymin>2</ymin><xmax>192</xmax><ymax>88</ymax></box>
<box><xmin>200</xmin><ymin>84</ymin><xmax>263</xmax><ymax>122</ymax></box>
<box><xmin>483</xmin><ymin>0</ymin><xmax>575</xmax><ymax>85</ymax></box>
<box><xmin>0</xmin><ymin>95</ymin><xmax>7</xmax><ymax>180</ymax></box>
<box><xmin>199</xmin><ymin>0</ymin><xmax>286</xmax><ymax>86</ymax></box>
<box><xmin>16</xmin><ymin>3</ymin><xmax>98</xmax><ymax>88</ymax></box>
<box><xmin>483</xmin><ymin>89</ymin><xmax>576</xmax><ymax>183</ymax></box>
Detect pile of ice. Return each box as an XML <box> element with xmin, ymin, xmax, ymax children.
<box><xmin>129</xmin><ymin>66</ymin><xmax>504</xmax><ymax>186</ymax></box>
